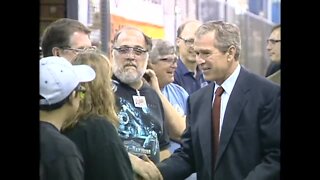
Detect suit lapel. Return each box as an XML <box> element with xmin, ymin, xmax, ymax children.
<box><xmin>197</xmin><ymin>83</ymin><xmax>215</xmax><ymax>174</ymax></box>
<box><xmin>215</xmin><ymin>68</ymin><xmax>251</xmax><ymax>169</ymax></box>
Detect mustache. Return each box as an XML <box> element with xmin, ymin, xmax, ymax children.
<box><xmin>123</xmin><ymin>62</ymin><xmax>137</xmax><ymax>68</ymax></box>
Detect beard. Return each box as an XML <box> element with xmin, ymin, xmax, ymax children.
<box><xmin>113</xmin><ymin>63</ymin><xmax>146</xmax><ymax>84</ymax></box>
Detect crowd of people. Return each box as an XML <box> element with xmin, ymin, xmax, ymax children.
<box><xmin>40</xmin><ymin>17</ymin><xmax>280</xmax><ymax>180</ymax></box>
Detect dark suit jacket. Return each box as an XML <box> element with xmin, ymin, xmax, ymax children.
<box><xmin>157</xmin><ymin>67</ymin><xmax>280</xmax><ymax>180</ymax></box>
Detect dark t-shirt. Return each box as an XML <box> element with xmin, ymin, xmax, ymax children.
<box><xmin>63</xmin><ymin>115</ymin><xmax>134</xmax><ymax>180</ymax></box>
<box><xmin>40</xmin><ymin>121</ymin><xmax>84</xmax><ymax>180</ymax></box>
<box><xmin>112</xmin><ymin>76</ymin><xmax>170</xmax><ymax>163</ymax></box>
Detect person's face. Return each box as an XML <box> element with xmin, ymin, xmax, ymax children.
<box><xmin>266</xmin><ymin>28</ymin><xmax>281</xmax><ymax>63</ymax></box>
<box><xmin>149</xmin><ymin>54</ymin><xmax>178</xmax><ymax>88</ymax></box>
<box><xmin>111</xmin><ymin>29</ymin><xmax>149</xmax><ymax>84</ymax></box>
<box><xmin>176</xmin><ymin>22</ymin><xmax>201</xmax><ymax>63</ymax></box>
<box><xmin>60</xmin><ymin>31</ymin><xmax>92</xmax><ymax>62</ymax></box>
<box><xmin>66</xmin><ymin>86</ymin><xmax>85</xmax><ymax>121</ymax></box>
<box><xmin>194</xmin><ymin>31</ymin><xmax>233</xmax><ymax>84</ymax></box>
<box><xmin>71</xmin><ymin>92</ymin><xmax>81</xmax><ymax>114</ymax></box>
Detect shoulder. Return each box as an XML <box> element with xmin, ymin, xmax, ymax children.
<box><xmin>63</xmin><ymin>116</ymin><xmax>122</xmax><ymax>150</ymax></box>
<box><xmin>80</xmin><ymin>115</ymin><xmax>115</xmax><ymax>131</ymax></box>
<box><xmin>40</xmin><ymin>122</ymin><xmax>75</xmax><ymax>148</ymax></box>
<box><xmin>141</xmin><ymin>83</ymin><xmax>162</xmax><ymax>98</ymax></box>
<box><xmin>166</xmin><ymin>83</ymin><xmax>189</xmax><ymax>97</ymax></box>
<box><xmin>241</xmin><ymin>67</ymin><xmax>278</xmax><ymax>87</ymax></box>
<box><xmin>238</xmin><ymin>67</ymin><xmax>280</xmax><ymax>98</ymax></box>
<box><xmin>167</xmin><ymin>83</ymin><xmax>186</xmax><ymax>91</ymax></box>
<box><xmin>64</xmin><ymin>115</ymin><xmax>117</xmax><ymax>138</ymax></box>
<box><xmin>40</xmin><ymin>128</ymin><xmax>81</xmax><ymax>162</ymax></box>
<box><xmin>190</xmin><ymin>82</ymin><xmax>214</xmax><ymax>97</ymax></box>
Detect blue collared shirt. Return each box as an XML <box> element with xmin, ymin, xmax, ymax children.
<box><xmin>174</xmin><ymin>58</ymin><xmax>209</xmax><ymax>95</ymax></box>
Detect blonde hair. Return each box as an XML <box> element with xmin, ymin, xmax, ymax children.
<box><xmin>62</xmin><ymin>50</ymin><xmax>119</xmax><ymax>130</ymax></box>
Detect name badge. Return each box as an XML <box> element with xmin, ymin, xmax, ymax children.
<box><xmin>133</xmin><ymin>95</ymin><xmax>147</xmax><ymax>108</ymax></box>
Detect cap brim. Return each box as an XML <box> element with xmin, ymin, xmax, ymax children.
<box><xmin>72</xmin><ymin>65</ymin><xmax>96</xmax><ymax>82</ymax></box>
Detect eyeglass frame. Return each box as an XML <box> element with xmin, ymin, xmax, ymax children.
<box><xmin>178</xmin><ymin>36</ymin><xmax>195</xmax><ymax>47</ymax></box>
<box><xmin>266</xmin><ymin>39</ymin><xmax>281</xmax><ymax>45</ymax></box>
<box><xmin>113</xmin><ymin>46</ymin><xmax>148</xmax><ymax>56</ymax></box>
<box><xmin>74</xmin><ymin>84</ymin><xmax>86</xmax><ymax>99</ymax></box>
<box><xmin>158</xmin><ymin>56</ymin><xmax>178</xmax><ymax>64</ymax></box>
<box><xmin>61</xmin><ymin>46</ymin><xmax>97</xmax><ymax>54</ymax></box>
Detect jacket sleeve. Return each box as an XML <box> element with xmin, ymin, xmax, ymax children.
<box><xmin>157</xmin><ymin>114</ymin><xmax>195</xmax><ymax>180</ymax></box>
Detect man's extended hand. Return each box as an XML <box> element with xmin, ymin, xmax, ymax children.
<box><xmin>129</xmin><ymin>153</ymin><xmax>163</xmax><ymax>180</ymax></box>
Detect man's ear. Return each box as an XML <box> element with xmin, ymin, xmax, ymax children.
<box><xmin>176</xmin><ymin>38</ymin><xmax>181</xmax><ymax>46</ymax></box>
<box><xmin>227</xmin><ymin>46</ymin><xmax>236</xmax><ymax>56</ymax></box>
<box><xmin>52</xmin><ymin>47</ymin><xmax>61</xmax><ymax>56</ymax></box>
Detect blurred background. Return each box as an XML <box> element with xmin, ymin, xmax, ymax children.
<box><xmin>40</xmin><ymin>0</ymin><xmax>280</xmax><ymax>76</ymax></box>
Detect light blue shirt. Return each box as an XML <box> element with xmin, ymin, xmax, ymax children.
<box><xmin>161</xmin><ymin>83</ymin><xmax>189</xmax><ymax>153</ymax></box>
<box><xmin>162</xmin><ymin>83</ymin><xmax>189</xmax><ymax>116</ymax></box>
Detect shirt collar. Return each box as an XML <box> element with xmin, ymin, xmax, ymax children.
<box><xmin>215</xmin><ymin>64</ymin><xmax>241</xmax><ymax>95</ymax></box>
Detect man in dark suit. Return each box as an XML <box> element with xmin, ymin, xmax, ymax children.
<box><xmin>157</xmin><ymin>21</ymin><xmax>280</xmax><ymax>180</ymax></box>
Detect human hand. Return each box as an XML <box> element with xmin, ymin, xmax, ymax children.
<box><xmin>130</xmin><ymin>154</ymin><xmax>163</xmax><ymax>180</ymax></box>
<box><xmin>144</xmin><ymin>69</ymin><xmax>161</xmax><ymax>93</ymax></box>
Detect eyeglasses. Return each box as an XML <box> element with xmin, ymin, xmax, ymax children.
<box><xmin>266</xmin><ymin>39</ymin><xmax>281</xmax><ymax>45</ymax></box>
<box><xmin>178</xmin><ymin>37</ymin><xmax>195</xmax><ymax>47</ymax></box>
<box><xmin>113</xmin><ymin>46</ymin><xmax>148</xmax><ymax>56</ymax></box>
<box><xmin>75</xmin><ymin>85</ymin><xmax>86</xmax><ymax>99</ymax></box>
<box><xmin>63</xmin><ymin>46</ymin><xmax>97</xmax><ymax>54</ymax></box>
<box><xmin>159</xmin><ymin>56</ymin><xmax>178</xmax><ymax>64</ymax></box>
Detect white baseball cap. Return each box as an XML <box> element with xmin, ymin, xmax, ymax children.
<box><xmin>40</xmin><ymin>56</ymin><xmax>96</xmax><ymax>105</ymax></box>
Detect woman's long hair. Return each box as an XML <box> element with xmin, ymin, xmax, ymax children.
<box><xmin>62</xmin><ymin>50</ymin><xmax>119</xmax><ymax>130</ymax></box>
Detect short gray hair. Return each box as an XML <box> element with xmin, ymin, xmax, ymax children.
<box><xmin>149</xmin><ymin>39</ymin><xmax>175</xmax><ymax>64</ymax></box>
<box><xmin>195</xmin><ymin>20</ymin><xmax>241</xmax><ymax>60</ymax></box>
